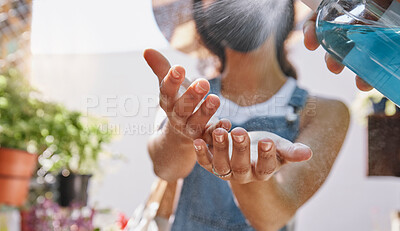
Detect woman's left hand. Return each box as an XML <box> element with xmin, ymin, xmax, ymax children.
<box><xmin>193</xmin><ymin>127</ymin><xmax>313</xmax><ymax>184</ymax></box>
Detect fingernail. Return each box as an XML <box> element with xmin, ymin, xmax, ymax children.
<box><xmin>261</xmin><ymin>141</ymin><xmax>273</xmax><ymax>152</ymax></box>
<box><xmin>232</xmin><ymin>135</ymin><xmax>245</xmax><ymax>143</ymax></box>
<box><xmin>195</xmin><ymin>82</ymin><xmax>207</xmax><ymax>94</ymax></box>
<box><xmin>206</xmin><ymin>98</ymin><xmax>215</xmax><ymax>109</ymax></box>
<box><xmin>215</xmin><ymin>134</ymin><xmax>224</xmax><ymax>143</ymax></box>
<box><xmin>302</xmin><ymin>23</ymin><xmax>308</xmax><ymax>34</ymax></box>
<box><xmin>172</xmin><ymin>68</ymin><xmax>181</xmax><ymax>79</ymax></box>
<box><xmin>221</xmin><ymin>123</ymin><xmax>229</xmax><ymax>131</ymax></box>
<box><xmin>303</xmin><ymin>21</ymin><xmax>312</xmax><ymax>34</ymax></box>
<box><xmin>294</xmin><ymin>143</ymin><xmax>309</xmax><ymax>151</ymax></box>
<box><xmin>194</xmin><ymin>144</ymin><xmax>202</xmax><ymax>151</ymax></box>
<box><xmin>324</xmin><ymin>53</ymin><xmax>329</xmax><ymax>62</ymax></box>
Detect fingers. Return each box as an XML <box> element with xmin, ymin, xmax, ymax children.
<box><xmin>355</xmin><ymin>76</ymin><xmax>374</xmax><ymax>91</ymax></box>
<box><xmin>144</xmin><ymin>49</ymin><xmax>183</xmax><ymax>113</ymax></box>
<box><xmin>211</xmin><ymin>128</ymin><xmax>231</xmax><ymax>177</ymax></box>
<box><xmin>303</xmin><ymin>14</ymin><xmax>345</xmax><ymax>75</ymax></box>
<box><xmin>143</xmin><ymin>49</ymin><xmax>171</xmax><ymax>84</ymax></box>
<box><xmin>185</xmin><ymin>94</ymin><xmax>220</xmax><ymax>138</ymax></box>
<box><xmin>193</xmin><ymin>139</ymin><xmax>213</xmax><ymax>172</ymax></box>
<box><xmin>276</xmin><ymin>140</ymin><xmax>313</xmax><ymax>163</ymax></box>
<box><xmin>303</xmin><ymin>13</ymin><xmax>320</xmax><ymax>51</ymax></box>
<box><xmin>171</xmin><ymin>79</ymin><xmax>210</xmax><ymax>123</ymax></box>
<box><xmin>255</xmin><ymin>139</ymin><xmax>277</xmax><ymax>181</ymax></box>
<box><xmin>159</xmin><ymin>66</ymin><xmax>185</xmax><ymax>112</ymax></box>
<box><xmin>230</xmin><ymin>128</ymin><xmax>252</xmax><ymax>182</ymax></box>
<box><xmin>195</xmin><ymin>130</ymin><xmax>313</xmax><ymax>184</ymax></box>
<box><xmin>203</xmin><ymin>118</ymin><xmax>232</xmax><ymax>144</ymax></box>
<box><xmin>248</xmin><ymin>132</ymin><xmax>312</xmax><ymax>164</ymax></box>
<box><xmin>325</xmin><ymin>53</ymin><xmax>345</xmax><ymax>74</ymax></box>
<box><xmin>302</xmin><ymin>16</ymin><xmax>374</xmax><ymax>91</ymax></box>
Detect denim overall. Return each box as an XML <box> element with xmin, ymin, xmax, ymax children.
<box><xmin>171</xmin><ymin>77</ymin><xmax>309</xmax><ymax>231</ymax></box>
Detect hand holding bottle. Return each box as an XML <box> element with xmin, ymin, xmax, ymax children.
<box><xmin>301</xmin><ymin>0</ymin><xmax>400</xmax><ymax>106</ymax></box>
<box><xmin>303</xmin><ymin>13</ymin><xmax>374</xmax><ymax>91</ymax></box>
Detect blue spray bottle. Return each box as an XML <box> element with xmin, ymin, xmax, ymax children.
<box><xmin>301</xmin><ymin>0</ymin><xmax>400</xmax><ymax>106</ymax></box>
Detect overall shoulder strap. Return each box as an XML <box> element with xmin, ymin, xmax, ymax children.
<box><xmin>288</xmin><ymin>86</ymin><xmax>309</xmax><ymax>111</ymax></box>
<box><xmin>208</xmin><ymin>77</ymin><xmax>221</xmax><ymax>96</ymax></box>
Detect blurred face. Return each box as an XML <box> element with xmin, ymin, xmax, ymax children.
<box><xmin>194</xmin><ymin>0</ymin><xmax>279</xmax><ymax>52</ymax></box>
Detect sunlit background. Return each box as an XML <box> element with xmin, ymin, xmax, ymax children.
<box><xmin>4</xmin><ymin>0</ymin><xmax>399</xmax><ymax>230</ymax></box>
<box><xmin>31</xmin><ymin>0</ymin><xmax>169</xmax><ymax>54</ymax></box>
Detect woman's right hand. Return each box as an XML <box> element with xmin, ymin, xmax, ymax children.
<box><xmin>144</xmin><ymin>49</ymin><xmax>230</xmax><ymax>141</ymax></box>
<box><xmin>193</xmin><ymin>128</ymin><xmax>312</xmax><ymax>184</ymax></box>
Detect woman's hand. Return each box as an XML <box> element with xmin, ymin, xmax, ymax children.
<box><xmin>144</xmin><ymin>49</ymin><xmax>232</xmax><ymax>181</ymax></box>
<box><xmin>192</xmin><ymin>127</ymin><xmax>312</xmax><ymax>184</ymax></box>
<box><xmin>144</xmin><ymin>49</ymin><xmax>230</xmax><ymax>141</ymax></box>
<box><xmin>303</xmin><ymin>13</ymin><xmax>374</xmax><ymax>91</ymax></box>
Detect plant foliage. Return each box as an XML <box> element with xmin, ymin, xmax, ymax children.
<box><xmin>0</xmin><ymin>69</ymin><xmax>114</xmax><ymax>174</ymax></box>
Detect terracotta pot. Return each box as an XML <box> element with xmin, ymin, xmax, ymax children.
<box><xmin>0</xmin><ymin>148</ymin><xmax>37</xmax><ymax>206</ymax></box>
<box><xmin>368</xmin><ymin>114</ymin><xmax>400</xmax><ymax>177</ymax></box>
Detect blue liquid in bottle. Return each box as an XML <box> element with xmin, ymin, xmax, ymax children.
<box><xmin>316</xmin><ymin>20</ymin><xmax>400</xmax><ymax>106</ymax></box>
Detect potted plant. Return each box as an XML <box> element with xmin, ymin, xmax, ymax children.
<box><xmin>0</xmin><ymin>69</ymin><xmax>46</xmax><ymax>207</ymax></box>
<box><xmin>26</xmin><ymin>89</ymin><xmax>115</xmax><ymax>207</ymax></box>
<box><xmin>38</xmin><ymin>107</ymin><xmax>114</xmax><ymax>207</ymax></box>
<box><xmin>352</xmin><ymin>90</ymin><xmax>400</xmax><ymax>177</ymax></box>
<box><xmin>0</xmin><ymin>69</ymin><xmax>116</xmax><ymax>208</ymax></box>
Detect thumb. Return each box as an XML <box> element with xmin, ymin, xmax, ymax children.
<box><xmin>277</xmin><ymin>141</ymin><xmax>313</xmax><ymax>163</ymax></box>
<box><xmin>143</xmin><ymin>48</ymin><xmax>171</xmax><ymax>85</ymax></box>
<box><xmin>249</xmin><ymin>131</ymin><xmax>312</xmax><ymax>163</ymax></box>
